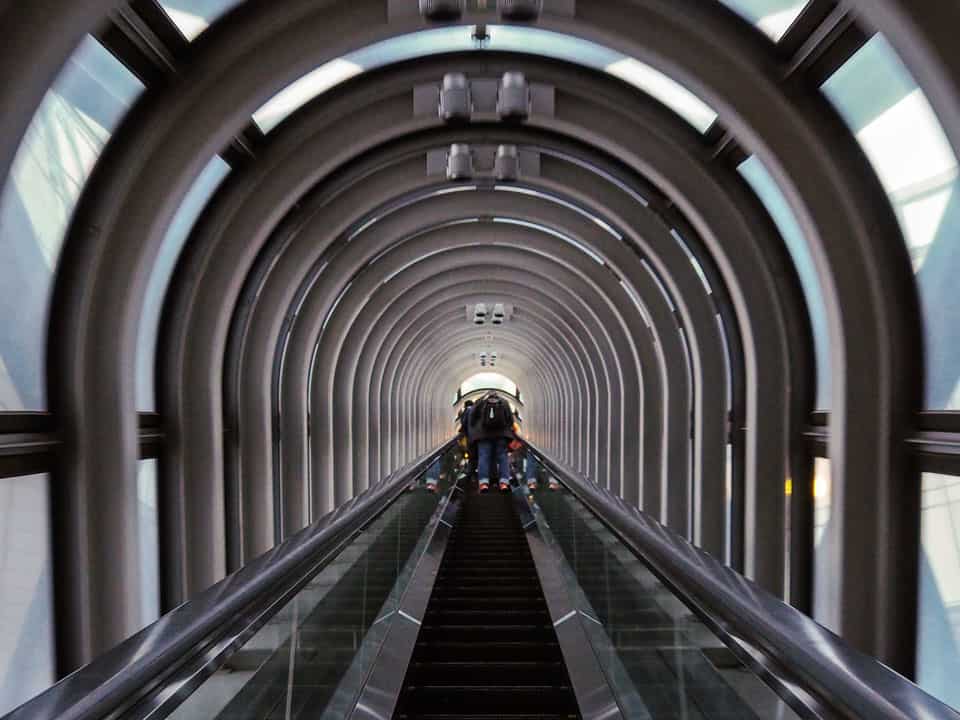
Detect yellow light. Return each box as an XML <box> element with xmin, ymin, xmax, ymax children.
<box><xmin>813</xmin><ymin>459</ymin><xmax>831</xmax><ymax>499</ymax></box>
<box><xmin>784</xmin><ymin>478</ymin><xmax>793</xmax><ymax>496</ymax></box>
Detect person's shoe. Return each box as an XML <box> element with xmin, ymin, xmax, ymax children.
<box><xmin>499</xmin><ymin>481</ymin><xmax>510</xmax><ymax>492</ymax></box>
<box><xmin>527</xmin><ymin>480</ymin><xmax>538</xmax><ymax>491</ymax></box>
<box><xmin>479</xmin><ymin>480</ymin><xmax>490</xmax><ymax>493</ymax></box>
<box><xmin>548</xmin><ymin>479</ymin><xmax>560</xmax><ymax>491</ymax></box>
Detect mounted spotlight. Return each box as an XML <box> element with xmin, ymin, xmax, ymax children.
<box><xmin>498</xmin><ymin>0</ymin><xmax>542</xmax><ymax>20</ymax></box>
<box><xmin>419</xmin><ymin>0</ymin><xmax>464</xmax><ymax>20</ymax></box>
<box><xmin>439</xmin><ymin>72</ymin><xmax>471</xmax><ymax>121</ymax></box>
<box><xmin>497</xmin><ymin>71</ymin><xmax>530</xmax><ymax>121</ymax></box>
<box><xmin>447</xmin><ymin>143</ymin><xmax>474</xmax><ymax>180</ymax></box>
<box><xmin>494</xmin><ymin>145</ymin><xmax>520</xmax><ymax>181</ymax></box>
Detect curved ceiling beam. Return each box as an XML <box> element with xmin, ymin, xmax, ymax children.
<box><xmin>227</xmin><ymin>157</ymin><xmax>724</xmax><ymax>525</ymax></box>
<box><xmin>341</xmin><ymin>277</ymin><xmax>580</xmax><ymax>495</ymax></box>
<box><xmin>283</xmin><ymin>193</ymin><xmax>667</xmax><ymax>504</ymax></box>
<box><xmin>359</xmin><ymin>276</ymin><xmax>588</xmax><ymax>494</ymax></box>
<box><xmin>220</xmin><ymin>140</ymin><xmax>736</xmax><ymax>566</ymax></box>
<box><xmin>377</xmin><ymin>279</ymin><xmax>596</xmax><ymax>480</ymax></box>
<box><xmin>144</xmin><ymin>53</ymin><xmax>804</xmax><ymax>624</ymax></box>
<box><xmin>546</xmin><ymin>0</ymin><xmax>920</xmax><ymax>666</ymax></box>
<box><xmin>44</xmin><ymin>2</ymin><xmax>865</xmax><ymax>662</ymax></box>
<box><xmin>167</xmin><ymin>69</ymin><xmax>788</xmax><ymax>596</ymax></box>
<box><xmin>293</xmin><ymin>229</ymin><xmax>634</xmax><ymax>518</ymax></box>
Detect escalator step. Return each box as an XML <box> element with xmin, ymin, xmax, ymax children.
<box><xmin>399</xmin><ymin>686</ymin><xmax>578</xmax><ymax>715</ymax></box>
<box><xmin>404</xmin><ymin>660</ymin><xmax>565</xmax><ymax>684</ymax></box>
<box><xmin>393</xmin><ymin>492</ymin><xmax>580</xmax><ymax>719</ymax></box>
<box><xmin>412</xmin><ymin>640</ymin><xmax>563</xmax><ymax>663</ymax></box>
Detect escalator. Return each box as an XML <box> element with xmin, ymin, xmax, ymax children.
<box><xmin>5</xmin><ymin>440</ymin><xmax>958</xmax><ymax>720</ymax></box>
<box><xmin>394</xmin><ymin>491</ymin><xmax>578</xmax><ymax>719</ymax></box>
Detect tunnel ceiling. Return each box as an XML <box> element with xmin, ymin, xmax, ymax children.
<box><xmin>2</xmin><ymin>0</ymin><xmax>960</xmax><ymax>691</ymax></box>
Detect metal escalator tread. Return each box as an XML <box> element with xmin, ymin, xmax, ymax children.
<box><xmin>394</xmin><ymin>491</ymin><xmax>580</xmax><ymax>719</ymax></box>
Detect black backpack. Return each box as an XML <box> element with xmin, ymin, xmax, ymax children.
<box><xmin>479</xmin><ymin>395</ymin><xmax>512</xmax><ymax>432</ymax></box>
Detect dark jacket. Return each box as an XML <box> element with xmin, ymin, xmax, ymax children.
<box><xmin>467</xmin><ymin>396</ymin><xmax>516</xmax><ymax>444</ymax></box>
<box><xmin>458</xmin><ymin>403</ymin><xmax>474</xmax><ymax>437</ymax></box>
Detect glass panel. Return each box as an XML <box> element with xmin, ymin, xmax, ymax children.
<box><xmin>811</xmin><ymin>457</ymin><xmax>837</xmax><ymax>632</ymax></box>
<box><xmin>167</xmin><ymin>485</ymin><xmax>441</xmax><ymax>719</ymax></box>
<box><xmin>158</xmin><ymin>0</ymin><xmax>244</xmax><ymax>41</ymax></box>
<box><xmin>718</xmin><ymin>0</ymin><xmax>808</xmax><ymax>41</ymax></box>
<box><xmin>253</xmin><ymin>26</ymin><xmax>717</xmax><ymax>133</ymax></box>
<box><xmin>138</xmin><ymin>460</ymin><xmax>160</xmax><ymax>628</ymax></box>
<box><xmin>0</xmin><ymin>474</ymin><xmax>55</xmax><ymax>716</ymax></box>
<box><xmin>738</xmin><ymin>156</ymin><xmax>831</xmax><ymax>409</ymax></box>
<box><xmin>533</xmin><ymin>487</ymin><xmax>800</xmax><ymax>718</ymax></box>
<box><xmin>917</xmin><ymin>472</ymin><xmax>960</xmax><ymax>710</ymax></box>
<box><xmin>135</xmin><ymin>156</ymin><xmax>230</xmax><ymax>410</ymax></box>
<box><xmin>822</xmin><ymin>35</ymin><xmax>960</xmax><ymax>409</ymax></box>
<box><xmin>0</xmin><ymin>37</ymin><xmax>144</xmax><ymax>409</ymax></box>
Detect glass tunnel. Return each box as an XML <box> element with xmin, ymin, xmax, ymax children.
<box><xmin>1</xmin><ymin>0</ymin><xmax>960</xmax><ymax>718</ymax></box>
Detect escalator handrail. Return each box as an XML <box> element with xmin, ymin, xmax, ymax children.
<box><xmin>4</xmin><ymin>439</ymin><xmax>458</xmax><ymax>720</ymax></box>
<box><xmin>523</xmin><ymin>440</ymin><xmax>960</xmax><ymax>720</ymax></box>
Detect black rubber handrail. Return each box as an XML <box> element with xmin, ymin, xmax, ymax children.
<box><xmin>3</xmin><ymin>439</ymin><xmax>457</xmax><ymax>720</ymax></box>
<box><xmin>523</xmin><ymin>440</ymin><xmax>960</xmax><ymax>720</ymax></box>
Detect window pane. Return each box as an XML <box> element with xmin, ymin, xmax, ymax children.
<box><xmin>136</xmin><ymin>156</ymin><xmax>230</xmax><ymax>410</ymax></box>
<box><xmin>718</xmin><ymin>0</ymin><xmax>808</xmax><ymax>41</ymax></box>
<box><xmin>918</xmin><ymin>472</ymin><xmax>960</xmax><ymax>710</ymax></box>
<box><xmin>822</xmin><ymin>35</ymin><xmax>960</xmax><ymax>409</ymax></box>
<box><xmin>0</xmin><ymin>474</ymin><xmax>54</xmax><ymax>715</ymax></box>
<box><xmin>158</xmin><ymin>0</ymin><xmax>243</xmax><ymax>41</ymax></box>
<box><xmin>0</xmin><ymin>37</ymin><xmax>144</xmax><ymax>409</ymax></box>
<box><xmin>738</xmin><ymin>156</ymin><xmax>831</xmax><ymax>409</ymax></box>
<box><xmin>811</xmin><ymin>457</ymin><xmax>837</xmax><ymax>632</ymax></box>
<box><xmin>138</xmin><ymin>459</ymin><xmax>160</xmax><ymax>628</ymax></box>
<box><xmin>254</xmin><ymin>26</ymin><xmax>717</xmax><ymax>133</ymax></box>
<box><xmin>460</xmin><ymin>372</ymin><xmax>517</xmax><ymax>397</ymax></box>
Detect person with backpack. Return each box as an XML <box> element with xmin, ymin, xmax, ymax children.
<box><xmin>467</xmin><ymin>391</ymin><xmax>516</xmax><ymax>492</ymax></box>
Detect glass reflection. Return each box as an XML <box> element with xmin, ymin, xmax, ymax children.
<box><xmin>822</xmin><ymin>34</ymin><xmax>960</xmax><ymax>409</ymax></box>
<box><xmin>137</xmin><ymin>460</ymin><xmax>160</xmax><ymax>629</ymax></box>
<box><xmin>253</xmin><ymin>25</ymin><xmax>717</xmax><ymax>133</ymax></box>
<box><xmin>0</xmin><ymin>37</ymin><xmax>144</xmax><ymax>409</ymax></box>
<box><xmin>917</xmin><ymin>473</ymin><xmax>960</xmax><ymax>710</ymax></box>
<box><xmin>158</xmin><ymin>0</ymin><xmax>244</xmax><ymax>41</ymax></box>
<box><xmin>532</xmin><ymin>487</ymin><xmax>800</xmax><ymax>718</ymax></box>
<box><xmin>167</xmin><ymin>486</ymin><xmax>440</xmax><ymax>719</ymax></box>
<box><xmin>811</xmin><ymin>457</ymin><xmax>838</xmax><ymax>633</ymax></box>
<box><xmin>0</xmin><ymin>474</ymin><xmax>54</xmax><ymax>716</ymax></box>
<box><xmin>718</xmin><ymin>0</ymin><xmax>808</xmax><ymax>41</ymax></box>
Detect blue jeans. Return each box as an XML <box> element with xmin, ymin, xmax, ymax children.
<box><xmin>525</xmin><ymin>451</ymin><xmax>539</xmax><ymax>482</ymax></box>
<box><xmin>477</xmin><ymin>439</ymin><xmax>509</xmax><ymax>485</ymax></box>
<box><xmin>425</xmin><ymin>458</ymin><xmax>440</xmax><ymax>488</ymax></box>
